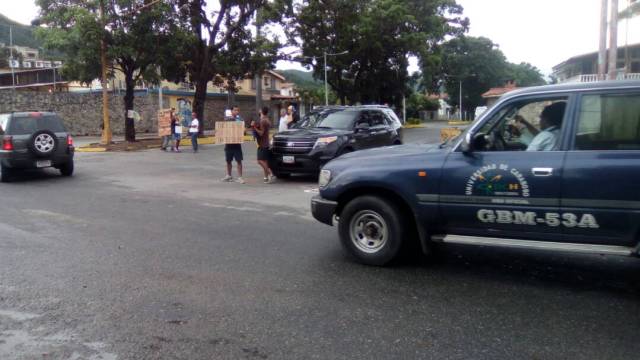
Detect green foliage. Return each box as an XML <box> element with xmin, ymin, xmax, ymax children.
<box><xmin>406</xmin><ymin>118</ymin><xmax>422</xmax><ymax>125</ymax></box>
<box><xmin>437</xmin><ymin>36</ymin><xmax>508</xmax><ymax>114</ymax></box>
<box><xmin>406</xmin><ymin>92</ymin><xmax>439</xmax><ymax>119</ymax></box>
<box><xmin>293</xmin><ymin>0</ymin><xmax>467</xmax><ymax>107</ymax></box>
<box><xmin>35</xmin><ymin>0</ymin><xmax>178</xmax><ymax>140</ymax></box>
<box><xmin>506</xmin><ymin>62</ymin><xmax>546</xmax><ymax>87</ymax></box>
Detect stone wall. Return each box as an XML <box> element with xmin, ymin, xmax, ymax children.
<box><xmin>0</xmin><ymin>90</ymin><xmax>281</xmax><ymax>135</ymax></box>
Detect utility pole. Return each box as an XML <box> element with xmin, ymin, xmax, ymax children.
<box><xmin>99</xmin><ymin>0</ymin><xmax>112</xmax><ymax>145</ymax></box>
<box><xmin>459</xmin><ymin>80</ymin><xmax>462</xmax><ymax>121</ymax></box>
<box><xmin>608</xmin><ymin>0</ymin><xmax>619</xmax><ymax>80</ymax></box>
<box><xmin>324</xmin><ymin>52</ymin><xmax>328</xmax><ymax>106</ymax></box>
<box><xmin>254</xmin><ymin>9</ymin><xmax>263</xmax><ymax>115</ymax></box>
<box><xmin>9</xmin><ymin>26</ymin><xmax>15</xmax><ymax>92</ymax></box>
<box><xmin>323</xmin><ymin>51</ymin><xmax>348</xmax><ymax>106</ymax></box>
<box><xmin>598</xmin><ymin>0</ymin><xmax>609</xmax><ymax>79</ymax></box>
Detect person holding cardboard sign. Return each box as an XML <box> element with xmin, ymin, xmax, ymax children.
<box><xmin>221</xmin><ymin>106</ymin><xmax>245</xmax><ymax>184</ymax></box>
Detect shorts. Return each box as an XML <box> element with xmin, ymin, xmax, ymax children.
<box><xmin>225</xmin><ymin>145</ymin><xmax>243</xmax><ymax>162</ymax></box>
<box><xmin>173</xmin><ymin>133</ymin><xmax>182</xmax><ymax>140</ymax></box>
<box><xmin>257</xmin><ymin>147</ymin><xmax>270</xmax><ymax>161</ymax></box>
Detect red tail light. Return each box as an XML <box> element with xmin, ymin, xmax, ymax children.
<box><xmin>2</xmin><ymin>136</ymin><xmax>13</xmax><ymax>151</ymax></box>
<box><xmin>67</xmin><ymin>135</ymin><xmax>73</xmax><ymax>146</ymax></box>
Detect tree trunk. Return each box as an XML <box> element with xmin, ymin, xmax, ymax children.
<box><xmin>124</xmin><ymin>72</ymin><xmax>136</xmax><ymax>142</ymax></box>
<box><xmin>192</xmin><ymin>77</ymin><xmax>208</xmax><ymax>135</ymax></box>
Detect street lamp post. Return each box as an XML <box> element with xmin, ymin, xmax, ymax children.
<box><xmin>323</xmin><ymin>51</ymin><xmax>348</xmax><ymax>106</ymax></box>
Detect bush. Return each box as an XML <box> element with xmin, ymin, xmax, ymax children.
<box><xmin>406</xmin><ymin>118</ymin><xmax>422</xmax><ymax>125</ymax></box>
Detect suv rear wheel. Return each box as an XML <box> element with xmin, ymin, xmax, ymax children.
<box><xmin>59</xmin><ymin>159</ymin><xmax>74</xmax><ymax>177</ymax></box>
<box><xmin>338</xmin><ymin>195</ymin><xmax>405</xmax><ymax>265</ymax></box>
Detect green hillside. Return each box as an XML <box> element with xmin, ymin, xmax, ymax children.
<box><xmin>0</xmin><ymin>14</ymin><xmax>41</xmax><ymax>48</ymax></box>
<box><xmin>277</xmin><ymin>69</ymin><xmax>322</xmax><ymax>89</ymax></box>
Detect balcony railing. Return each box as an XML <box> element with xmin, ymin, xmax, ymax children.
<box><xmin>562</xmin><ymin>73</ymin><xmax>640</xmax><ymax>83</ymax></box>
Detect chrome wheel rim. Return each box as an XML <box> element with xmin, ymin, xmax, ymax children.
<box><xmin>349</xmin><ymin>210</ymin><xmax>388</xmax><ymax>254</ymax></box>
<box><xmin>35</xmin><ymin>134</ymin><xmax>54</xmax><ymax>153</ymax></box>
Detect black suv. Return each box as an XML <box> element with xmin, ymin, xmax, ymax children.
<box><xmin>270</xmin><ymin>106</ymin><xmax>403</xmax><ymax>178</ymax></box>
<box><xmin>0</xmin><ymin>111</ymin><xmax>75</xmax><ymax>182</ymax></box>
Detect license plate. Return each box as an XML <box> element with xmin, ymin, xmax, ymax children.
<box><xmin>36</xmin><ymin>160</ymin><xmax>52</xmax><ymax>168</ymax></box>
<box><xmin>283</xmin><ymin>156</ymin><xmax>295</xmax><ymax>164</ymax></box>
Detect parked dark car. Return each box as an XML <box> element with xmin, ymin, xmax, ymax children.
<box><xmin>0</xmin><ymin>111</ymin><xmax>75</xmax><ymax>182</ymax></box>
<box><xmin>311</xmin><ymin>80</ymin><xmax>640</xmax><ymax>266</ymax></box>
<box><xmin>270</xmin><ymin>105</ymin><xmax>403</xmax><ymax>178</ymax></box>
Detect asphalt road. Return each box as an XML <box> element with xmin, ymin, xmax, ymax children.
<box><xmin>1</xmin><ymin>126</ymin><xmax>639</xmax><ymax>360</ymax></box>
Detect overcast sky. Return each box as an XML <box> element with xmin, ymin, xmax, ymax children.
<box><xmin>1</xmin><ymin>0</ymin><xmax>638</xmax><ymax>76</ymax></box>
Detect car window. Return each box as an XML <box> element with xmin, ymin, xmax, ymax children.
<box><xmin>370</xmin><ymin>111</ymin><xmax>386</xmax><ymax>126</ymax></box>
<box><xmin>475</xmin><ymin>97</ymin><xmax>568</xmax><ymax>152</ymax></box>
<box><xmin>8</xmin><ymin>114</ymin><xmax>66</xmax><ymax>135</ymax></box>
<box><xmin>383</xmin><ymin>110</ymin><xmax>401</xmax><ymax>126</ymax></box>
<box><xmin>574</xmin><ymin>93</ymin><xmax>640</xmax><ymax>150</ymax></box>
<box><xmin>315</xmin><ymin>111</ymin><xmax>358</xmax><ymax>130</ymax></box>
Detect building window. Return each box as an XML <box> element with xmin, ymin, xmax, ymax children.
<box><xmin>264</xmin><ymin>76</ymin><xmax>270</xmax><ymax>87</ymax></box>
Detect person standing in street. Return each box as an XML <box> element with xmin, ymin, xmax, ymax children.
<box><xmin>161</xmin><ymin>108</ymin><xmax>176</xmax><ymax>151</ymax></box>
<box><xmin>222</xmin><ymin>106</ymin><xmax>245</xmax><ymax>184</ymax></box>
<box><xmin>169</xmin><ymin>108</ymin><xmax>177</xmax><ymax>151</ymax></box>
<box><xmin>189</xmin><ymin>111</ymin><xmax>199</xmax><ymax>153</ymax></box>
<box><xmin>173</xmin><ymin>114</ymin><xmax>182</xmax><ymax>152</ymax></box>
<box><xmin>278</xmin><ymin>108</ymin><xmax>290</xmax><ymax>132</ymax></box>
<box><xmin>253</xmin><ymin>106</ymin><xmax>274</xmax><ymax>183</ymax></box>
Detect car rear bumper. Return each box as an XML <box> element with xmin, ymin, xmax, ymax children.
<box><xmin>311</xmin><ymin>195</ymin><xmax>338</xmax><ymax>226</ymax></box>
<box><xmin>0</xmin><ymin>150</ymin><xmax>74</xmax><ymax>169</ymax></box>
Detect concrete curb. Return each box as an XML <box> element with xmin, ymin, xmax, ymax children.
<box><xmin>76</xmin><ymin>135</ymin><xmax>258</xmax><ymax>152</ymax></box>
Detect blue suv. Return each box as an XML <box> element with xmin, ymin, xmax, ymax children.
<box><xmin>311</xmin><ymin>80</ymin><xmax>640</xmax><ymax>265</ymax></box>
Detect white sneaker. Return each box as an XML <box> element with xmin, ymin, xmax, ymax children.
<box><xmin>267</xmin><ymin>175</ymin><xmax>276</xmax><ymax>183</ymax></box>
<box><xmin>236</xmin><ymin>177</ymin><xmax>245</xmax><ymax>184</ymax></box>
<box><xmin>221</xmin><ymin>175</ymin><xmax>233</xmax><ymax>182</ymax></box>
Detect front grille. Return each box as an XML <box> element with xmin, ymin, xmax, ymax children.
<box><xmin>272</xmin><ymin>137</ymin><xmax>315</xmax><ymax>155</ymax></box>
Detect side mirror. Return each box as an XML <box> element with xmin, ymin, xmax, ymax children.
<box><xmin>461</xmin><ymin>132</ymin><xmax>474</xmax><ymax>154</ymax></box>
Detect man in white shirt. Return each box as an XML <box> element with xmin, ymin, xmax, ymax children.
<box><xmin>189</xmin><ymin>111</ymin><xmax>199</xmax><ymax>153</ymax></box>
<box><xmin>515</xmin><ymin>102</ymin><xmax>566</xmax><ymax>151</ymax></box>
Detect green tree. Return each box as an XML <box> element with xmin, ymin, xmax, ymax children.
<box><xmin>164</xmin><ymin>0</ymin><xmax>289</xmax><ymax>132</ymax></box>
<box><xmin>35</xmin><ymin>0</ymin><xmax>175</xmax><ymax>141</ymax></box>
<box><xmin>506</xmin><ymin>62</ymin><xmax>546</xmax><ymax>87</ymax></box>
<box><xmin>293</xmin><ymin>0</ymin><xmax>467</xmax><ymax>107</ymax></box>
<box><xmin>438</xmin><ymin>36</ymin><xmax>509</xmax><ymax>117</ymax></box>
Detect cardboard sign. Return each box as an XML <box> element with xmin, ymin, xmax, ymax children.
<box><xmin>215</xmin><ymin>121</ymin><xmax>245</xmax><ymax>144</ymax></box>
<box><xmin>158</xmin><ymin>109</ymin><xmax>173</xmax><ymax>137</ymax></box>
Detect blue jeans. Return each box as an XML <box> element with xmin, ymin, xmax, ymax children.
<box><xmin>190</xmin><ymin>132</ymin><xmax>198</xmax><ymax>152</ymax></box>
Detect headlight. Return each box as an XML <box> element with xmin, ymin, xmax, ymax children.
<box><xmin>319</xmin><ymin>169</ymin><xmax>332</xmax><ymax>188</ymax></box>
<box><xmin>314</xmin><ymin>136</ymin><xmax>338</xmax><ymax>148</ymax></box>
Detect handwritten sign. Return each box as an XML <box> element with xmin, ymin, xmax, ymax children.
<box><xmin>158</xmin><ymin>109</ymin><xmax>172</xmax><ymax>137</ymax></box>
<box><xmin>215</xmin><ymin>121</ymin><xmax>245</xmax><ymax>144</ymax></box>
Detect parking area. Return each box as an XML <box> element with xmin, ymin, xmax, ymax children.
<box><xmin>1</xmin><ymin>125</ymin><xmax>639</xmax><ymax>359</ymax></box>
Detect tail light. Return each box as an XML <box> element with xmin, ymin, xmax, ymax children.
<box><xmin>67</xmin><ymin>135</ymin><xmax>74</xmax><ymax>146</ymax></box>
<box><xmin>2</xmin><ymin>136</ymin><xmax>13</xmax><ymax>151</ymax></box>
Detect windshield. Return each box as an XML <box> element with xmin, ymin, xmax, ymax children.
<box><xmin>296</xmin><ymin>111</ymin><xmax>357</xmax><ymax>130</ymax></box>
<box><xmin>8</xmin><ymin>114</ymin><xmax>67</xmax><ymax>135</ymax></box>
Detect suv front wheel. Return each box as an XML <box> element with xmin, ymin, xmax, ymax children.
<box><xmin>338</xmin><ymin>195</ymin><xmax>405</xmax><ymax>265</ymax></box>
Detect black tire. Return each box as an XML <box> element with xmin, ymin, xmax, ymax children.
<box><xmin>28</xmin><ymin>130</ymin><xmax>58</xmax><ymax>158</ymax></box>
<box><xmin>59</xmin><ymin>160</ymin><xmax>74</xmax><ymax>177</ymax></box>
<box><xmin>0</xmin><ymin>165</ymin><xmax>13</xmax><ymax>183</ymax></box>
<box><xmin>338</xmin><ymin>195</ymin><xmax>405</xmax><ymax>266</ymax></box>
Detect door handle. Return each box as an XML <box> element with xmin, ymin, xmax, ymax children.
<box><xmin>532</xmin><ymin>167</ymin><xmax>553</xmax><ymax>176</ymax></box>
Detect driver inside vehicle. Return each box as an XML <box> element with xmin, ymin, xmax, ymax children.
<box><xmin>512</xmin><ymin>102</ymin><xmax>566</xmax><ymax>151</ymax></box>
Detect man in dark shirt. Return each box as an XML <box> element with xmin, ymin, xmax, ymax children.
<box><xmin>222</xmin><ymin>106</ymin><xmax>245</xmax><ymax>183</ymax></box>
<box><xmin>253</xmin><ymin>106</ymin><xmax>274</xmax><ymax>183</ymax></box>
